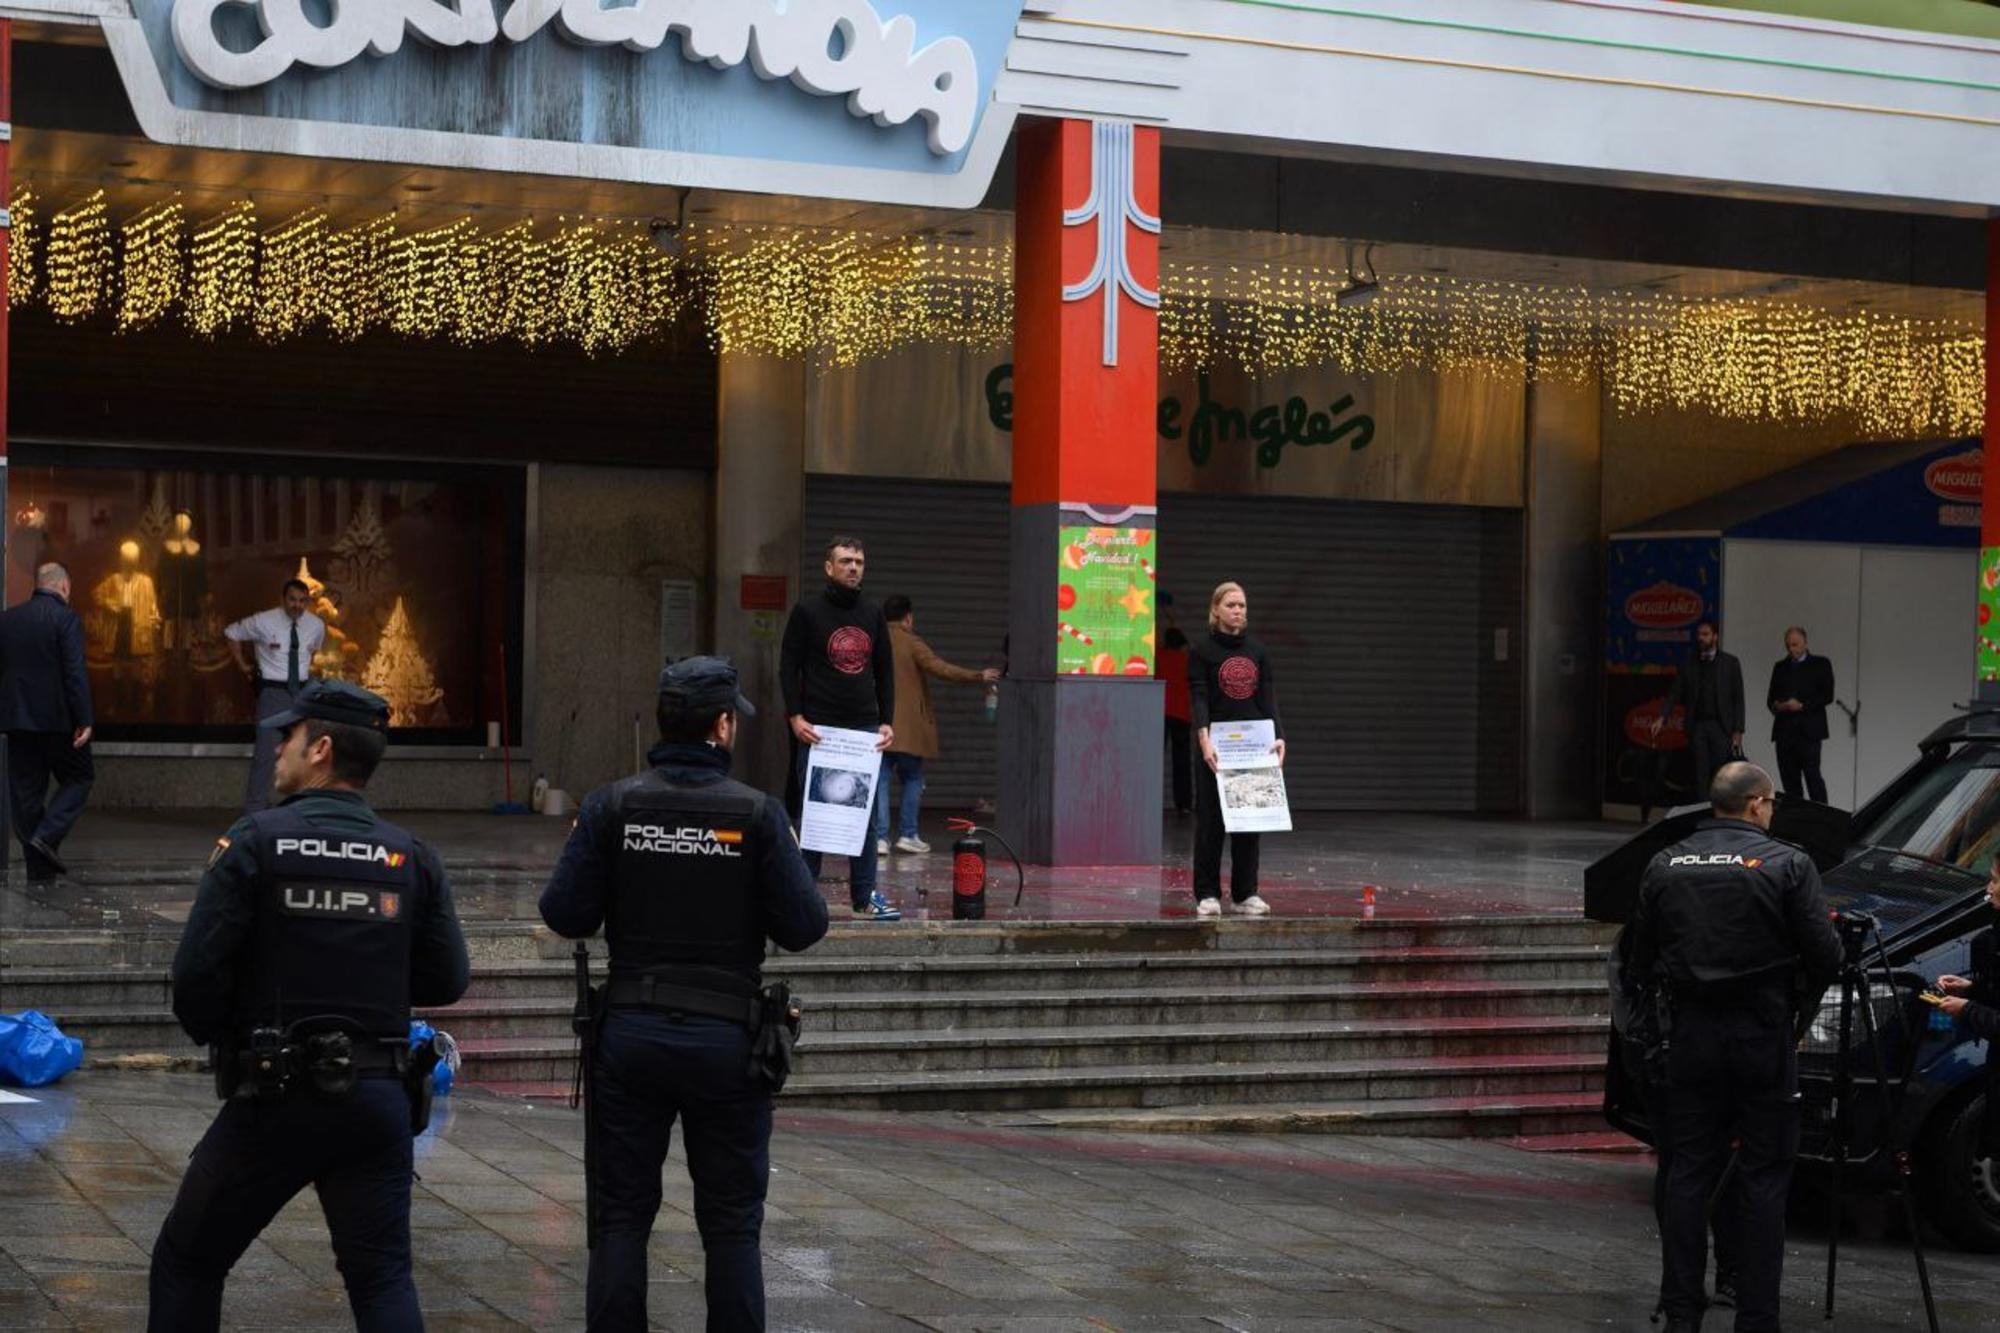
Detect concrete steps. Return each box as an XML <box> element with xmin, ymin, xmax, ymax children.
<box><xmin>446</xmin><ymin>1015</ymin><xmax>1604</xmax><ymax>1081</ymax></box>
<box><xmin>7</xmin><ymin>911</ymin><xmax>1621</xmax><ymax>1135</ymax></box>
<box><xmin>1006</xmin><ymin>1093</ymin><xmax>1609</xmax><ymax>1138</ymax></box>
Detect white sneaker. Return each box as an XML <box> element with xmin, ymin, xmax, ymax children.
<box><xmin>1235</xmin><ymin>895</ymin><xmax>1271</xmax><ymax>916</ymax></box>
<box><xmin>1194</xmin><ymin>897</ymin><xmax>1222</xmax><ymax>918</ymax></box>
<box><xmin>895</xmin><ymin>836</ymin><xmax>931</xmax><ymax>855</ymax></box>
<box><xmin>876</xmin><ymin>839</ymin><xmax>890</xmax><ymax>857</ymax></box>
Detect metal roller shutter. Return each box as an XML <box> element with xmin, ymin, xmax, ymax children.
<box><xmin>802</xmin><ymin>475</ymin><xmax>1011</xmax><ymax>808</ymax></box>
<box><xmin>803</xmin><ymin>475</ymin><xmax>1523</xmax><ymax>813</ymax></box>
<box><xmin>1157</xmin><ymin>492</ymin><xmax>1522</xmax><ymax>812</ymax></box>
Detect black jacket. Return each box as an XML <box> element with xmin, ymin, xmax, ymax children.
<box><xmin>1188</xmin><ymin>630</ymin><xmax>1282</xmax><ymax>737</ymax></box>
<box><xmin>170</xmin><ymin>789</ymin><xmax>469</xmax><ymax>1046</ymax></box>
<box><xmin>539</xmin><ymin>743</ymin><xmax>829</xmax><ymax>976</ymax></box>
<box><xmin>1767</xmin><ymin>653</ymin><xmax>1834</xmax><ymax>743</ymax></box>
<box><xmin>1951</xmin><ymin>924</ymin><xmax>2000</xmax><ymax>1153</ymax></box>
<box><xmin>0</xmin><ymin>588</ymin><xmax>92</xmax><ymax>733</ymax></box>
<box><xmin>1628</xmin><ymin>817</ymin><xmax>1841</xmax><ymax>1012</ymax></box>
<box><xmin>778</xmin><ymin>584</ymin><xmax>895</xmax><ymax>730</ymax></box>
<box><xmin>1662</xmin><ymin>649</ymin><xmax>1745</xmax><ymax>735</ymax></box>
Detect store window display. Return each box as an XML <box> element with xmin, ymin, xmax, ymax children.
<box><xmin>6</xmin><ymin>451</ymin><xmax>524</xmax><ymax>743</ymax></box>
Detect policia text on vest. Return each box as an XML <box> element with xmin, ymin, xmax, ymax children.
<box><xmin>147</xmin><ymin>679</ymin><xmax>472</xmax><ymax>1331</ymax></box>
<box><xmin>541</xmin><ymin>655</ymin><xmax>830</xmax><ymax>1331</ymax></box>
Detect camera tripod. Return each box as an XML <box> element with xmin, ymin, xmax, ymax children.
<box><xmin>1821</xmin><ymin>911</ymin><xmax>1939</xmax><ymax>1332</ymax></box>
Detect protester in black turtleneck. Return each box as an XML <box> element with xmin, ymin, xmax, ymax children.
<box><xmin>779</xmin><ymin>579</ymin><xmax>895</xmax><ymax>730</ymax></box>
<box><xmin>1187</xmin><ymin>581</ymin><xmax>1283</xmax><ymax>918</ymax></box>
<box><xmin>779</xmin><ymin>536</ymin><xmax>900</xmax><ymax>920</ymax></box>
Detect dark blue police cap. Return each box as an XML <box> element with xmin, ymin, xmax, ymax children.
<box><xmin>658</xmin><ymin>656</ymin><xmax>756</xmax><ymax>718</ymax></box>
<box><xmin>259</xmin><ymin>679</ymin><xmax>393</xmax><ymax>732</ymax></box>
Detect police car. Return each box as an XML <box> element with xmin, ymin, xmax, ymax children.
<box><xmin>1594</xmin><ymin>707</ymin><xmax>2000</xmax><ymax>1251</ymax></box>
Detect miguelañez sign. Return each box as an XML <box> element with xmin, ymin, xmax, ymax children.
<box><xmin>103</xmin><ymin>0</ymin><xmax>1025</xmax><ymax>206</ymax></box>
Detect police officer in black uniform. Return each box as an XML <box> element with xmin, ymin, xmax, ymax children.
<box><xmin>1629</xmin><ymin>761</ymin><xmax>1841</xmax><ymax>1333</ymax></box>
<box><xmin>148</xmin><ymin>680</ymin><xmax>470</xmax><ymax>1333</ymax></box>
<box><xmin>540</xmin><ymin>657</ymin><xmax>829</xmax><ymax>1332</ymax></box>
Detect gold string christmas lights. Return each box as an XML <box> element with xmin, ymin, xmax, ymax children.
<box><xmin>44</xmin><ymin>189</ymin><xmax>112</xmax><ymax>322</ymax></box>
<box><xmin>117</xmin><ymin>198</ymin><xmax>185</xmax><ymax>331</ymax></box>
<box><xmin>1</xmin><ymin>184</ymin><xmax>1983</xmax><ymax>438</ymax></box>
<box><xmin>7</xmin><ymin>188</ymin><xmax>37</xmax><ymax>307</ymax></box>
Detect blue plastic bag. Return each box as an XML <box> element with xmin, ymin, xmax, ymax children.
<box><xmin>0</xmin><ymin>1010</ymin><xmax>85</xmax><ymax>1087</ymax></box>
<box><xmin>408</xmin><ymin>1020</ymin><xmax>458</xmax><ymax>1097</ymax></box>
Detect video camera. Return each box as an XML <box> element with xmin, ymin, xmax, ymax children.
<box><xmin>1833</xmin><ymin>909</ymin><xmax>1878</xmax><ymax>962</ymax></box>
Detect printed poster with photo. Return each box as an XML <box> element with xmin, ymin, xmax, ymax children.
<box><xmin>1213</xmin><ymin>719</ymin><xmax>1292</xmax><ymax>833</ymax></box>
<box><xmin>799</xmin><ymin>726</ymin><xmax>883</xmax><ymax>857</ymax></box>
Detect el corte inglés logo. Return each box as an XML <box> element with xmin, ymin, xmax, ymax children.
<box><xmin>1624</xmin><ymin>581</ymin><xmax>1704</xmax><ymax>630</ymax></box>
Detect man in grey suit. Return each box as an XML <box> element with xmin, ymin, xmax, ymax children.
<box><xmin>0</xmin><ymin>564</ymin><xmax>95</xmax><ymax>880</ymax></box>
<box><xmin>1651</xmin><ymin>620</ymin><xmax>1745</xmax><ymax>806</ymax></box>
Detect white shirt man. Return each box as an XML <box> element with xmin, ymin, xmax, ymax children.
<box><xmin>225</xmin><ymin>579</ymin><xmax>327</xmax><ymax>813</ymax></box>
<box><xmin>225</xmin><ymin>591</ymin><xmax>326</xmax><ymax>688</ymax></box>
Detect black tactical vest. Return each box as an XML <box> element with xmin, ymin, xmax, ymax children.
<box><xmin>236</xmin><ymin>804</ymin><xmax>418</xmax><ymax>1040</ymax></box>
<box><xmin>608</xmin><ymin>771</ymin><xmax>765</xmax><ymax>980</ymax></box>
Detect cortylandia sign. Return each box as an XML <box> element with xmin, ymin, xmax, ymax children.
<box><xmin>108</xmin><ymin>0</ymin><xmax>1027</xmax><ymax>205</ymax></box>
<box><xmin>170</xmin><ymin>0</ymin><xmax>986</xmax><ymax>154</ymax></box>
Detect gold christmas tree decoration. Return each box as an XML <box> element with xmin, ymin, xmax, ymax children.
<box><xmin>333</xmin><ymin>493</ymin><xmax>393</xmax><ymax>594</ymax></box>
<box><xmin>362</xmin><ymin>597</ymin><xmax>443</xmax><ymax>727</ymax></box>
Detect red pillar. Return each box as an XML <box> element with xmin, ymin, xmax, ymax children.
<box><xmin>1000</xmin><ymin>118</ymin><xmax>1164</xmax><ymax>865</ymax></box>
<box><xmin>1</xmin><ymin>20</ymin><xmax>10</xmax><ymax>495</ymax></box>
<box><xmin>1012</xmin><ymin>117</ymin><xmax>1158</xmax><ymax>511</ymax></box>
<box><xmin>1982</xmin><ymin>219</ymin><xmax>2000</xmax><ymax>697</ymax></box>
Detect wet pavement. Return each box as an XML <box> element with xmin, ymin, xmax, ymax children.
<box><xmin>1</xmin><ymin>810</ymin><xmax>1629</xmax><ymax>932</ymax></box>
<box><xmin>0</xmin><ymin>1069</ymin><xmax>1987</xmax><ymax>1331</ymax></box>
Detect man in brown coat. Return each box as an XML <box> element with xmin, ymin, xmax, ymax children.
<box><xmin>875</xmin><ymin>595</ymin><xmax>998</xmax><ymax>855</ymax></box>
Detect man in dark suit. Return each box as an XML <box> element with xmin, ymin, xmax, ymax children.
<box><xmin>0</xmin><ymin>563</ymin><xmax>95</xmax><ymax>879</ymax></box>
<box><xmin>1651</xmin><ymin>620</ymin><xmax>1744</xmax><ymax>807</ymax></box>
<box><xmin>1767</xmin><ymin>625</ymin><xmax>1834</xmax><ymax>804</ymax></box>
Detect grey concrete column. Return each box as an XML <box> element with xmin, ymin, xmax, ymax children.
<box><xmin>1522</xmin><ymin>369</ymin><xmax>1603</xmax><ymax>819</ymax></box>
<box><xmin>714</xmin><ymin>353</ymin><xmax>806</xmax><ymax>800</ymax></box>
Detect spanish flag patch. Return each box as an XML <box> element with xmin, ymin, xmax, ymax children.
<box><xmin>207</xmin><ymin>836</ymin><xmax>231</xmax><ymax>870</ymax></box>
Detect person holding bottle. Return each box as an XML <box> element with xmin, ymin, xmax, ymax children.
<box><xmin>875</xmin><ymin>594</ymin><xmax>999</xmax><ymax>856</ymax></box>
<box><xmin>1189</xmin><ymin>582</ymin><xmax>1283</xmax><ymax>918</ymax></box>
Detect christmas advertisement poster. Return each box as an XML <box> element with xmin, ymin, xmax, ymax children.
<box><xmin>1056</xmin><ymin>524</ymin><xmax>1157</xmax><ymax>677</ymax></box>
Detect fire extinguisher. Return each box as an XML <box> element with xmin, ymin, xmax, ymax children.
<box><xmin>945</xmin><ymin>818</ymin><xmax>1025</xmax><ymax>920</ymax></box>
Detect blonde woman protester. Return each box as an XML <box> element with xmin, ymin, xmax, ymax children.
<box><xmin>1188</xmin><ymin>582</ymin><xmax>1284</xmax><ymax>918</ymax></box>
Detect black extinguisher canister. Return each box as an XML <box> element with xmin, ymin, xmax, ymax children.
<box><xmin>951</xmin><ymin>835</ymin><xmax>988</xmax><ymax>920</ymax></box>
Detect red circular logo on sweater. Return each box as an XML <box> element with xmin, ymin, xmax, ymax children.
<box><xmin>1218</xmin><ymin>656</ymin><xmax>1259</xmax><ymax>700</ymax></box>
<box><xmin>827</xmin><ymin>627</ymin><xmax>873</xmax><ymax>675</ymax></box>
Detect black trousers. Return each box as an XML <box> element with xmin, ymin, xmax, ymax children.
<box><xmin>6</xmin><ymin>729</ymin><xmax>93</xmax><ymax>874</ymax></box>
<box><xmin>1650</xmin><ymin>1081</ymin><xmax>1741</xmax><ymax>1301</ymax></box>
<box><xmin>1192</xmin><ymin>756</ymin><xmax>1259</xmax><ymax>902</ymax></box>
<box><xmin>1687</xmin><ymin>720</ymin><xmax>1733</xmax><ymax>805</ymax></box>
<box><xmin>589</xmin><ymin>1009</ymin><xmax>771</xmax><ymax>1332</ymax></box>
<box><xmin>1775</xmin><ymin>735</ymin><xmax>1827</xmax><ymax>804</ymax></box>
<box><xmin>1659</xmin><ymin>1005</ymin><xmax>1799</xmax><ymax>1332</ymax></box>
<box><xmin>1165</xmin><ymin>718</ymin><xmax>1192</xmax><ymax>813</ymax></box>
<box><xmin>148</xmin><ymin>1079</ymin><xmax>419</xmax><ymax>1332</ymax></box>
